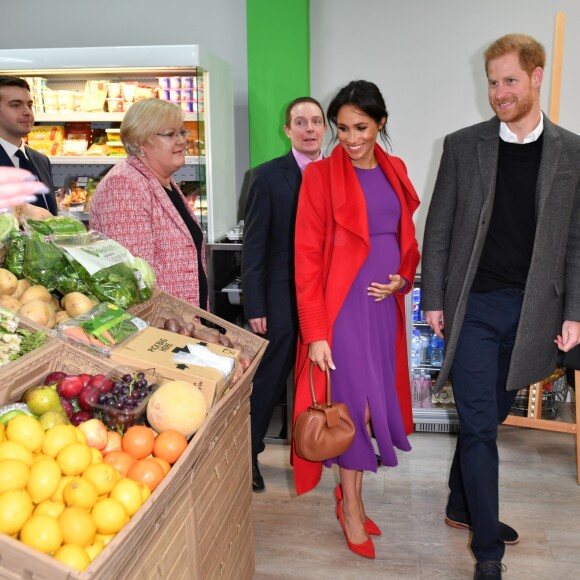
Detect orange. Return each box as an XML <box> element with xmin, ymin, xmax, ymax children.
<box><xmin>151</xmin><ymin>456</ymin><xmax>170</xmax><ymax>476</ymax></box>
<box><xmin>126</xmin><ymin>458</ymin><xmax>165</xmax><ymax>492</ymax></box>
<box><xmin>152</xmin><ymin>430</ymin><xmax>188</xmax><ymax>464</ymax></box>
<box><xmin>122</xmin><ymin>425</ymin><xmax>155</xmax><ymax>460</ymax></box>
<box><xmin>103</xmin><ymin>450</ymin><xmax>136</xmax><ymax>477</ymax></box>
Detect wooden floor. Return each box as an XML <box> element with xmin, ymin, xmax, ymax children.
<box><xmin>252</xmin><ymin>422</ymin><xmax>580</xmax><ymax>579</ymax></box>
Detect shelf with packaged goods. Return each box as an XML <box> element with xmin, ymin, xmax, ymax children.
<box><xmin>0</xmin><ymin>45</ymin><xmax>235</xmax><ymax>243</ymax></box>
<box><xmin>45</xmin><ymin>155</ymin><xmax>205</xmax><ymax>165</ymax></box>
<box><xmin>35</xmin><ymin>112</ymin><xmax>205</xmax><ymax>123</ymax></box>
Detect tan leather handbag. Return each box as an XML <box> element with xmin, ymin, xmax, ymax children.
<box><xmin>293</xmin><ymin>362</ymin><xmax>356</xmax><ymax>462</ymax></box>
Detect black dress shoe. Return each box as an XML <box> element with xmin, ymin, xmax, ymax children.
<box><xmin>252</xmin><ymin>458</ymin><xmax>265</xmax><ymax>493</ymax></box>
<box><xmin>445</xmin><ymin>509</ymin><xmax>519</xmax><ymax>544</ymax></box>
<box><xmin>474</xmin><ymin>560</ymin><xmax>506</xmax><ymax>579</ymax></box>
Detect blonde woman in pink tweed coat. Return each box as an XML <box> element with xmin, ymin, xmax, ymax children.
<box><xmin>90</xmin><ymin>99</ymin><xmax>207</xmax><ymax>308</ymax></box>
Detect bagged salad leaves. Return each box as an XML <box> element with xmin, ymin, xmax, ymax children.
<box><xmin>52</xmin><ymin>231</ymin><xmax>152</xmax><ymax>309</ymax></box>
<box><xmin>4</xmin><ymin>230</ymin><xmax>29</xmax><ymax>277</ymax></box>
<box><xmin>21</xmin><ymin>216</ymin><xmax>89</xmax><ymax>293</ymax></box>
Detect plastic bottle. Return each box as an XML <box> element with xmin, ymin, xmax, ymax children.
<box><xmin>420</xmin><ymin>331</ymin><xmax>431</xmax><ymax>366</ymax></box>
<box><xmin>411</xmin><ymin>371</ymin><xmax>422</xmax><ymax>407</ymax></box>
<box><xmin>421</xmin><ymin>373</ymin><xmax>433</xmax><ymax>407</ymax></box>
<box><xmin>430</xmin><ymin>334</ymin><xmax>443</xmax><ymax>368</ymax></box>
<box><xmin>411</xmin><ymin>328</ymin><xmax>421</xmax><ymax>368</ymax></box>
<box><xmin>412</xmin><ymin>287</ymin><xmax>421</xmax><ymax>321</ymax></box>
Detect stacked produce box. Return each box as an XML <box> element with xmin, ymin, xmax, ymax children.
<box><xmin>0</xmin><ymin>208</ymin><xmax>267</xmax><ymax>578</ymax></box>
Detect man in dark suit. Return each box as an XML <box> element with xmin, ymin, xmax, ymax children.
<box><xmin>242</xmin><ymin>97</ymin><xmax>326</xmax><ymax>491</ymax></box>
<box><xmin>422</xmin><ymin>34</ymin><xmax>580</xmax><ymax>579</ymax></box>
<box><xmin>0</xmin><ymin>76</ymin><xmax>57</xmax><ymax>214</ymax></box>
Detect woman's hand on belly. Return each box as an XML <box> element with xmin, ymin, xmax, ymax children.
<box><xmin>368</xmin><ymin>274</ymin><xmax>405</xmax><ymax>301</ymax></box>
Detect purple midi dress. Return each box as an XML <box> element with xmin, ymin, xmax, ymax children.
<box><xmin>323</xmin><ymin>166</ymin><xmax>411</xmax><ymax>472</ymax></box>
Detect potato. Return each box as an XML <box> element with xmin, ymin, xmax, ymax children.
<box><xmin>18</xmin><ymin>300</ymin><xmax>53</xmax><ymax>327</ymax></box>
<box><xmin>0</xmin><ymin>268</ymin><xmax>18</xmax><ymax>296</ymax></box>
<box><xmin>55</xmin><ymin>311</ymin><xmax>71</xmax><ymax>324</ymax></box>
<box><xmin>63</xmin><ymin>292</ymin><xmax>95</xmax><ymax>318</ymax></box>
<box><xmin>218</xmin><ymin>333</ymin><xmax>234</xmax><ymax>348</ymax></box>
<box><xmin>51</xmin><ymin>295</ymin><xmax>61</xmax><ymax>312</ymax></box>
<box><xmin>163</xmin><ymin>318</ymin><xmax>181</xmax><ymax>333</ymax></box>
<box><xmin>11</xmin><ymin>278</ymin><xmax>31</xmax><ymax>300</ymax></box>
<box><xmin>20</xmin><ymin>285</ymin><xmax>52</xmax><ymax>305</ymax></box>
<box><xmin>193</xmin><ymin>327</ymin><xmax>221</xmax><ymax>344</ymax></box>
<box><xmin>0</xmin><ymin>295</ymin><xmax>21</xmax><ymax>311</ymax></box>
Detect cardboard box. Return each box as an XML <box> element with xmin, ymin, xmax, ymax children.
<box><xmin>128</xmin><ymin>290</ymin><xmax>268</xmax><ymax>393</ymax></box>
<box><xmin>111</xmin><ymin>326</ymin><xmax>239</xmax><ymax>407</ymax></box>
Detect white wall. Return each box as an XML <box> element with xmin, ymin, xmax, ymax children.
<box><xmin>1</xmin><ymin>0</ymin><xmax>249</xmax><ymax>208</ymax></box>
<box><xmin>310</xmin><ymin>0</ymin><xmax>580</xmax><ymax>259</ymax></box>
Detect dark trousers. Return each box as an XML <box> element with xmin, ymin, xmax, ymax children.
<box><xmin>448</xmin><ymin>288</ymin><xmax>523</xmax><ymax>562</ymax></box>
<box><xmin>250</xmin><ymin>325</ymin><xmax>297</xmax><ymax>457</ymax></box>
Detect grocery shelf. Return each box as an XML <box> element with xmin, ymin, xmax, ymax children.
<box><xmin>35</xmin><ymin>112</ymin><xmax>204</xmax><ymax>123</ymax></box>
<box><xmin>46</xmin><ymin>155</ymin><xmax>205</xmax><ymax>165</ymax></box>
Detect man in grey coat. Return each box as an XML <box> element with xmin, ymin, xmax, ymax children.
<box><xmin>422</xmin><ymin>34</ymin><xmax>580</xmax><ymax>580</ymax></box>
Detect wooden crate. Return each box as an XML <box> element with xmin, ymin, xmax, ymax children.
<box><xmin>0</xmin><ymin>299</ymin><xmax>263</xmax><ymax>579</ymax></box>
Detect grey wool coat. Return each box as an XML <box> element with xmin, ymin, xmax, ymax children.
<box><xmin>422</xmin><ymin>115</ymin><xmax>580</xmax><ymax>392</ymax></box>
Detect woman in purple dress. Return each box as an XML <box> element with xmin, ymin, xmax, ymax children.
<box><xmin>293</xmin><ymin>81</ymin><xmax>420</xmax><ymax>559</ymax></box>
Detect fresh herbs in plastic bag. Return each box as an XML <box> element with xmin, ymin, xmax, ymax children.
<box><xmin>4</xmin><ymin>230</ymin><xmax>28</xmax><ymax>278</ymax></box>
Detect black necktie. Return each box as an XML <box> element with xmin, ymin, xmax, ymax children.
<box><xmin>14</xmin><ymin>149</ymin><xmax>57</xmax><ymax>215</ymax></box>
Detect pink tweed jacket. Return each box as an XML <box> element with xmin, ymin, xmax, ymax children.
<box><xmin>89</xmin><ymin>156</ymin><xmax>207</xmax><ymax>308</ymax></box>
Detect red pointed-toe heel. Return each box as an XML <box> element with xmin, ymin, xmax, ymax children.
<box><xmin>336</xmin><ymin>499</ymin><xmax>375</xmax><ymax>559</ymax></box>
<box><xmin>334</xmin><ymin>484</ymin><xmax>382</xmax><ymax>536</ymax></box>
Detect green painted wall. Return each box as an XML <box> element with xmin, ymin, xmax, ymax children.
<box><xmin>246</xmin><ymin>0</ymin><xmax>310</xmax><ymax>168</ymax></box>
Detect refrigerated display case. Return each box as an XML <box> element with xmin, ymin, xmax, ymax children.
<box><xmin>407</xmin><ymin>275</ymin><xmax>459</xmax><ymax>432</ymax></box>
<box><xmin>0</xmin><ymin>45</ymin><xmax>235</xmax><ymax>243</ymax></box>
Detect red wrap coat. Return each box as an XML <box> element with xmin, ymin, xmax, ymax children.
<box><xmin>292</xmin><ymin>144</ymin><xmax>420</xmax><ymax>496</ymax></box>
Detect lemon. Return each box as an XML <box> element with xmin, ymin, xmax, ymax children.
<box><xmin>6</xmin><ymin>415</ymin><xmax>44</xmax><ymax>453</ymax></box>
<box><xmin>95</xmin><ymin>532</ymin><xmax>116</xmax><ymax>546</ymax></box>
<box><xmin>109</xmin><ymin>478</ymin><xmax>144</xmax><ymax>516</ymax></box>
<box><xmin>63</xmin><ymin>477</ymin><xmax>98</xmax><ymax>509</ymax></box>
<box><xmin>52</xmin><ymin>475</ymin><xmax>74</xmax><ymax>502</ymax></box>
<box><xmin>85</xmin><ymin>539</ymin><xmax>104</xmax><ymax>561</ymax></box>
<box><xmin>137</xmin><ymin>481</ymin><xmax>151</xmax><ymax>504</ymax></box>
<box><xmin>74</xmin><ymin>428</ymin><xmax>87</xmax><ymax>445</ymax></box>
<box><xmin>90</xmin><ymin>447</ymin><xmax>103</xmax><ymax>464</ymax></box>
<box><xmin>27</xmin><ymin>457</ymin><xmax>61</xmax><ymax>504</ymax></box>
<box><xmin>59</xmin><ymin>506</ymin><xmax>96</xmax><ymax>547</ymax></box>
<box><xmin>34</xmin><ymin>499</ymin><xmax>65</xmax><ymax>518</ymax></box>
<box><xmin>0</xmin><ymin>489</ymin><xmax>34</xmax><ymax>534</ymax></box>
<box><xmin>91</xmin><ymin>498</ymin><xmax>129</xmax><ymax>534</ymax></box>
<box><xmin>0</xmin><ymin>458</ymin><xmax>29</xmax><ymax>493</ymax></box>
<box><xmin>19</xmin><ymin>513</ymin><xmax>63</xmax><ymax>554</ymax></box>
<box><xmin>56</xmin><ymin>442</ymin><xmax>92</xmax><ymax>476</ymax></box>
<box><xmin>0</xmin><ymin>440</ymin><xmax>33</xmax><ymax>466</ymax></box>
<box><xmin>83</xmin><ymin>463</ymin><xmax>119</xmax><ymax>496</ymax></box>
<box><xmin>54</xmin><ymin>544</ymin><xmax>91</xmax><ymax>572</ymax></box>
<box><xmin>42</xmin><ymin>425</ymin><xmax>78</xmax><ymax>457</ymax></box>
<box><xmin>0</xmin><ymin>423</ymin><xmax>5</xmax><ymax>443</ymax></box>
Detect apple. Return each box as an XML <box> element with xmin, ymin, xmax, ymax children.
<box><xmin>60</xmin><ymin>397</ymin><xmax>74</xmax><ymax>418</ymax></box>
<box><xmin>78</xmin><ymin>386</ymin><xmax>100</xmax><ymax>411</ymax></box>
<box><xmin>90</xmin><ymin>374</ymin><xmax>114</xmax><ymax>393</ymax></box>
<box><xmin>78</xmin><ymin>373</ymin><xmax>92</xmax><ymax>388</ymax></box>
<box><xmin>77</xmin><ymin>418</ymin><xmax>108</xmax><ymax>450</ymax></box>
<box><xmin>44</xmin><ymin>371</ymin><xmax>67</xmax><ymax>386</ymax></box>
<box><xmin>101</xmin><ymin>430</ymin><xmax>122</xmax><ymax>455</ymax></box>
<box><xmin>57</xmin><ymin>376</ymin><xmax>84</xmax><ymax>399</ymax></box>
<box><xmin>70</xmin><ymin>410</ymin><xmax>92</xmax><ymax>426</ymax></box>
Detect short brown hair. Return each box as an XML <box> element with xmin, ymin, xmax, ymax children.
<box><xmin>0</xmin><ymin>76</ymin><xmax>30</xmax><ymax>102</ymax></box>
<box><xmin>120</xmin><ymin>98</ymin><xmax>184</xmax><ymax>156</ymax></box>
<box><xmin>284</xmin><ymin>97</ymin><xmax>325</xmax><ymax>128</ymax></box>
<box><xmin>484</xmin><ymin>34</ymin><xmax>545</xmax><ymax>76</ymax></box>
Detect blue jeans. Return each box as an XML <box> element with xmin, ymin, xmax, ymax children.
<box><xmin>448</xmin><ymin>288</ymin><xmax>523</xmax><ymax>561</ymax></box>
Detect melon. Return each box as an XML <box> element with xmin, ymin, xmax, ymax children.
<box><xmin>146</xmin><ymin>380</ymin><xmax>208</xmax><ymax>438</ymax></box>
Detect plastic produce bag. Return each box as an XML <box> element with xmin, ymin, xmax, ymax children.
<box><xmin>4</xmin><ymin>230</ymin><xmax>28</xmax><ymax>277</ymax></box>
<box><xmin>52</xmin><ymin>231</ymin><xmax>152</xmax><ymax>309</ymax></box>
